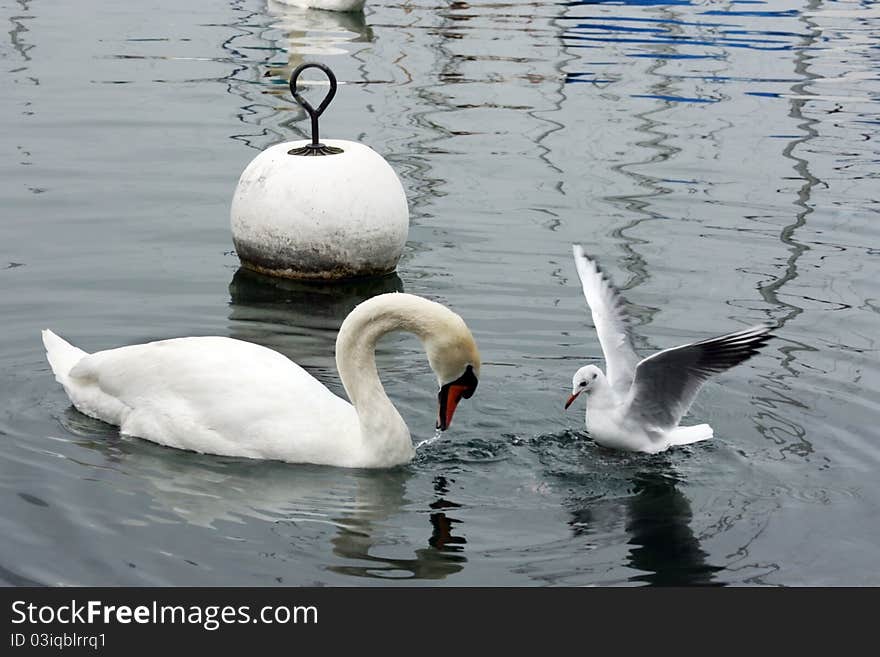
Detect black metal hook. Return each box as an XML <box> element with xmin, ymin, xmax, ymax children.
<box><xmin>287</xmin><ymin>62</ymin><xmax>344</xmax><ymax>156</ymax></box>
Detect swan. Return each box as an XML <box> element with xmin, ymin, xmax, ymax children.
<box><xmin>274</xmin><ymin>0</ymin><xmax>367</xmax><ymax>14</ymax></box>
<box><xmin>565</xmin><ymin>245</ymin><xmax>773</xmax><ymax>453</ymax></box>
<box><xmin>42</xmin><ymin>293</ymin><xmax>480</xmax><ymax>468</ymax></box>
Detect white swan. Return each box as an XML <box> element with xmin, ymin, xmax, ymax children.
<box><xmin>275</xmin><ymin>0</ymin><xmax>366</xmax><ymax>13</ymax></box>
<box><xmin>565</xmin><ymin>245</ymin><xmax>773</xmax><ymax>453</ymax></box>
<box><xmin>42</xmin><ymin>293</ymin><xmax>480</xmax><ymax>469</ymax></box>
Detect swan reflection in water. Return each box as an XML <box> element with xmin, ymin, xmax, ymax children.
<box><xmin>263</xmin><ymin>0</ymin><xmax>372</xmax><ymax>91</ymax></box>
<box><xmin>568</xmin><ymin>464</ymin><xmax>723</xmax><ymax>586</ymax></box>
<box><xmin>60</xmin><ymin>408</ymin><xmax>466</xmax><ymax>581</ymax></box>
<box><xmin>329</xmin><ymin>475</ymin><xmax>466</xmax><ymax>580</ymax></box>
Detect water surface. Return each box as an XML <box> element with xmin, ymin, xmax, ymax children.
<box><xmin>1</xmin><ymin>0</ymin><xmax>878</xmax><ymax>585</ymax></box>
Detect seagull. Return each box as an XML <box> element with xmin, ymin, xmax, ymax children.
<box><xmin>565</xmin><ymin>245</ymin><xmax>773</xmax><ymax>453</ymax></box>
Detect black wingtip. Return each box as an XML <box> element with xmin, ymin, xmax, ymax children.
<box><xmin>692</xmin><ymin>324</ymin><xmax>775</xmax><ymax>375</ymax></box>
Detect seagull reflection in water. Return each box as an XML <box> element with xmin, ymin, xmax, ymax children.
<box><xmin>569</xmin><ymin>464</ymin><xmax>723</xmax><ymax>586</ymax></box>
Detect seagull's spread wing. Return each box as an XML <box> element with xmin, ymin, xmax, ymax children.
<box><xmin>626</xmin><ymin>325</ymin><xmax>773</xmax><ymax>431</ymax></box>
<box><xmin>572</xmin><ymin>245</ymin><xmax>639</xmax><ymax>392</ymax></box>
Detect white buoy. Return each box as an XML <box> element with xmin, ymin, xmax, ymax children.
<box><xmin>230</xmin><ymin>63</ymin><xmax>409</xmax><ymax>280</ymax></box>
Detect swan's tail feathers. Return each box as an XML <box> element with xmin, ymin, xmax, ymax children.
<box><xmin>667</xmin><ymin>424</ymin><xmax>714</xmax><ymax>447</ymax></box>
<box><xmin>42</xmin><ymin>330</ymin><xmax>87</xmax><ymax>385</ymax></box>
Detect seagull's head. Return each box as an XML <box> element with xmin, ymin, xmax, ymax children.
<box><xmin>565</xmin><ymin>365</ymin><xmax>603</xmax><ymax>409</ymax></box>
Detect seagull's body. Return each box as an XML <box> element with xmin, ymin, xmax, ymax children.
<box><xmin>566</xmin><ymin>245</ymin><xmax>773</xmax><ymax>453</ymax></box>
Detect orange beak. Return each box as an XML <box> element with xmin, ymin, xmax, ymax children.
<box><xmin>564</xmin><ymin>391</ymin><xmax>581</xmax><ymax>410</ymax></box>
<box><xmin>438</xmin><ymin>383</ymin><xmax>468</xmax><ymax>431</ymax></box>
<box><xmin>437</xmin><ymin>366</ymin><xmax>478</xmax><ymax>431</ymax></box>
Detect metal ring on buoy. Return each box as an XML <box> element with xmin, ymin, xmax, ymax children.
<box><xmin>288</xmin><ymin>63</ymin><xmax>344</xmax><ymax>156</ymax></box>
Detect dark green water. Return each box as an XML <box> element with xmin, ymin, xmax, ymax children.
<box><xmin>1</xmin><ymin>0</ymin><xmax>878</xmax><ymax>585</ymax></box>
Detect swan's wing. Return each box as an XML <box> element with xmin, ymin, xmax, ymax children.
<box><xmin>66</xmin><ymin>336</ymin><xmax>356</xmax><ymax>458</ymax></box>
<box><xmin>625</xmin><ymin>325</ymin><xmax>773</xmax><ymax>431</ymax></box>
<box><xmin>572</xmin><ymin>245</ymin><xmax>639</xmax><ymax>392</ymax></box>
<box><xmin>71</xmin><ymin>336</ymin><xmax>342</xmax><ymax>417</ymax></box>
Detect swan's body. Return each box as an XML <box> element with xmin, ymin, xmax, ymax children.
<box><xmin>43</xmin><ymin>293</ymin><xmax>480</xmax><ymax>468</ymax></box>
<box><xmin>276</xmin><ymin>0</ymin><xmax>366</xmax><ymax>13</ymax></box>
<box><xmin>566</xmin><ymin>245</ymin><xmax>773</xmax><ymax>453</ymax></box>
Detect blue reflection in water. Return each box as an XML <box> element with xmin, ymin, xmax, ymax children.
<box><xmin>631</xmin><ymin>94</ymin><xmax>719</xmax><ymax>103</ymax></box>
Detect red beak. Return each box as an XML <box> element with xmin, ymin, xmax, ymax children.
<box><xmin>438</xmin><ymin>383</ymin><xmax>468</xmax><ymax>431</ymax></box>
<box><xmin>437</xmin><ymin>366</ymin><xmax>479</xmax><ymax>431</ymax></box>
<box><xmin>564</xmin><ymin>392</ymin><xmax>580</xmax><ymax>410</ymax></box>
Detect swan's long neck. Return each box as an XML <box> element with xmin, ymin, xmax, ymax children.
<box><xmin>335</xmin><ymin>294</ymin><xmax>447</xmax><ymax>466</ymax></box>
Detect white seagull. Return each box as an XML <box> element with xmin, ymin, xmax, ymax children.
<box><xmin>565</xmin><ymin>245</ymin><xmax>773</xmax><ymax>453</ymax></box>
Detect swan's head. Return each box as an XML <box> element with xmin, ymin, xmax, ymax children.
<box><xmin>565</xmin><ymin>365</ymin><xmax>603</xmax><ymax>409</ymax></box>
<box><xmin>336</xmin><ymin>292</ymin><xmax>481</xmax><ymax>433</ymax></box>
<box><xmin>425</xmin><ymin>323</ymin><xmax>481</xmax><ymax>432</ymax></box>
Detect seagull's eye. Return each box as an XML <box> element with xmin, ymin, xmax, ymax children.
<box><xmin>579</xmin><ymin>381</ymin><xmax>587</xmax><ymax>388</ymax></box>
